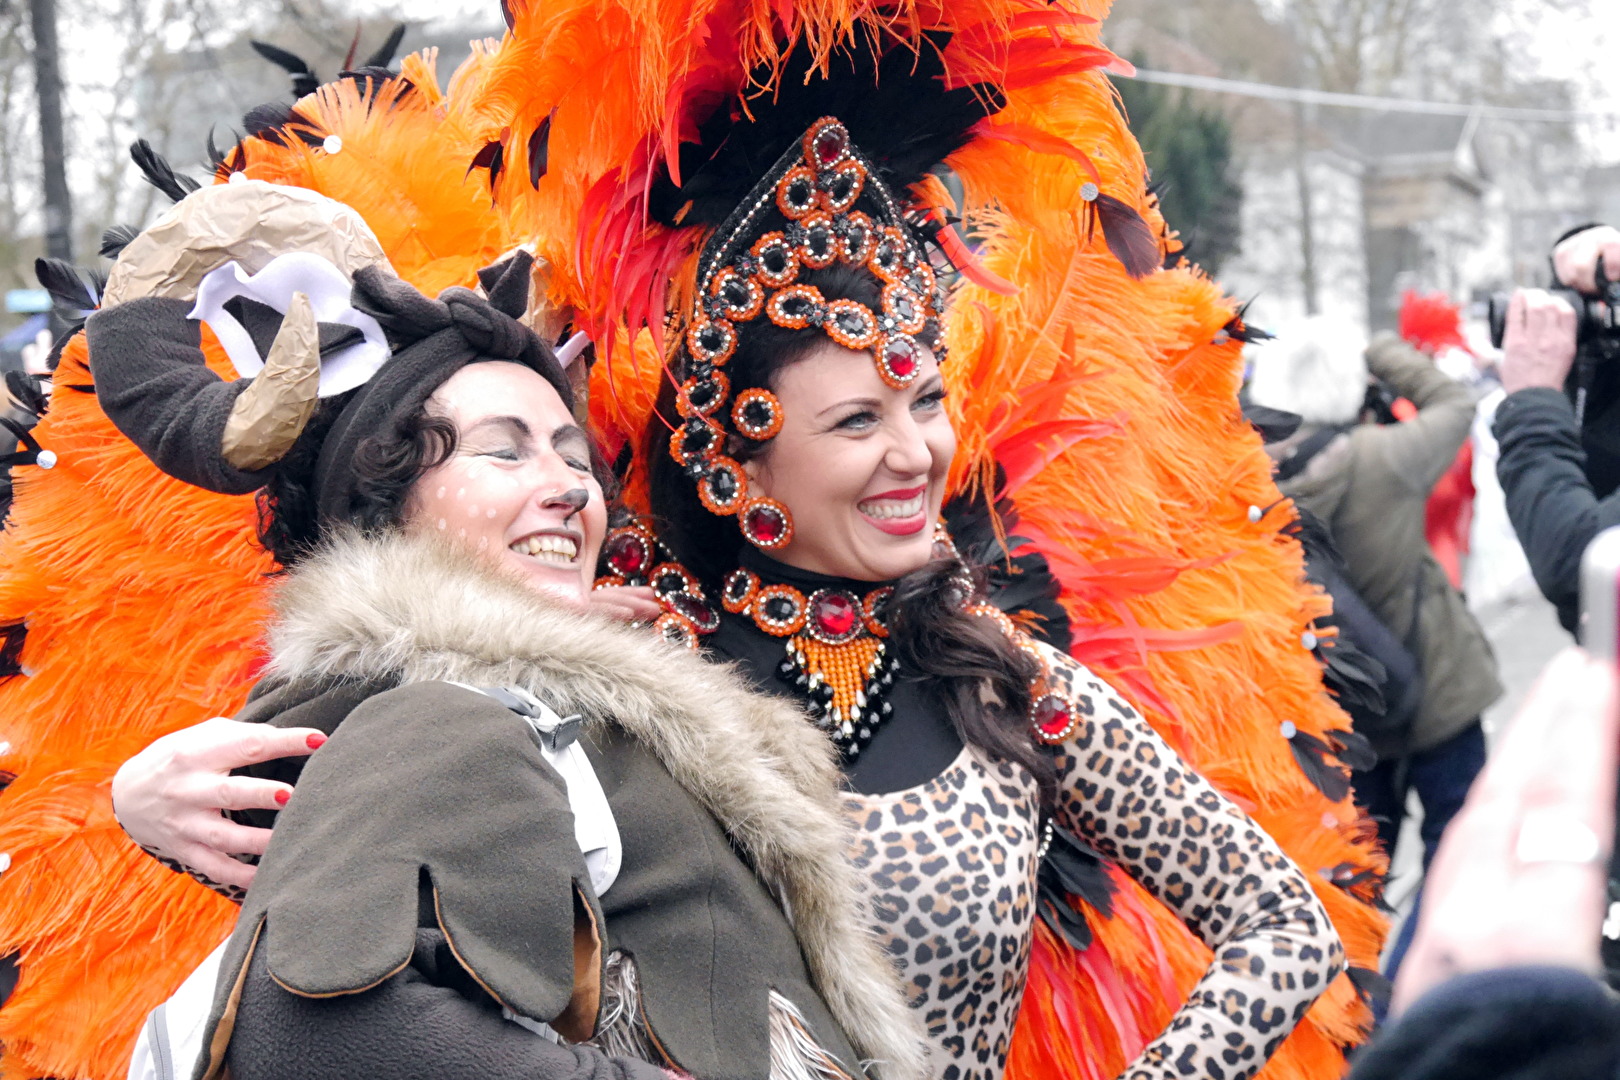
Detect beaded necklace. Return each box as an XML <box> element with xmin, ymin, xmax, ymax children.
<box><xmin>719</xmin><ymin>566</ymin><xmax>899</xmax><ymax>757</ymax></box>
<box><xmin>597</xmin><ymin>519</ymin><xmax>1089</xmax><ymax>757</ymax></box>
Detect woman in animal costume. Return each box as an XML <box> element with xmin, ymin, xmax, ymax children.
<box><xmin>0</xmin><ymin>5</ymin><xmax>1385</xmax><ymax>1079</ymax></box>
<box><xmin>85</xmin><ymin>177</ymin><xmax>924</xmax><ymax>1080</ymax></box>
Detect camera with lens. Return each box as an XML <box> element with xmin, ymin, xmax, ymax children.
<box><xmin>1488</xmin><ymin>276</ymin><xmax>1620</xmax><ymax>360</ymax></box>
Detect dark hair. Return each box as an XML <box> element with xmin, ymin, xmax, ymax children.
<box><xmin>647</xmin><ymin>264</ymin><xmax>1058</xmax><ymax>806</ymax></box>
<box><xmin>255</xmin><ymin>391</ymin><xmax>460</xmax><ymax>568</ymax></box>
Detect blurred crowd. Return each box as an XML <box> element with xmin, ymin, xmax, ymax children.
<box><xmin>1248</xmin><ymin>224</ymin><xmax>1620</xmax><ymax>1077</ymax></box>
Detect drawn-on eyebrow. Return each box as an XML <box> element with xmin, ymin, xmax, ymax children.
<box><xmin>464</xmin><ymin>415</ymin><xmax>533</xmax><ymax>441</ymax></box>
<box><xmin>551</xmin><ymin>423</ymin><xmax>591</xmax><ymax>456</ymax></box>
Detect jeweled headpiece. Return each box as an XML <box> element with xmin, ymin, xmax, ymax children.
<box><xmin>668</xmin><ymin>116</ymin><xmax>945</xmax><ymax>552</ymax></box>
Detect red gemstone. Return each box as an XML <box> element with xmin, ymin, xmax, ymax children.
<box><xmin>670</xmin><ymin>592</ymin><xmax>720</xmax><ymax>632</ymax></box>
<box><xmin>1032</xmin><ymin>694</ymin><xmax>1074</xmax><ymax>739</ymax></box>
<box><xmin>885</xmin><ymin>338</ymin><xmax>919</xmax><ymax>378</ymax></box>
<box><xmin>810</xmin><ymin>591</ymin><xmax>858</xmax><ymax>639</ymax></box>
<box><xmin>745</xmin><ymin>504</ymin><xmax>785</xmax><ymax>544</ymax></box>
<box><xmin>605</xmin><ymin>532</ymin><xmax>648</xmax><ymax>576</ymax></box>
<box><xmin>814</xmin><ymin>126</ymin><xmax>845</xmax><ymax>166</ymax></box>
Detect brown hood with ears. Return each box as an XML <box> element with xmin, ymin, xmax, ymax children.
<box><xmin>264</xmin><ymin>528</ymin><xmax>929</xmax><ymax>1080</ymax></box>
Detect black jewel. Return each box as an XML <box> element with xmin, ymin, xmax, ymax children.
<box><xmin>835</xmin><ymin>310</ymin><xmax>866</xmax><ymax>335</ymax></box>
<box><xmin>743</xmin><ymin>401</ymin><xmax>771</xmax><ymax>427</ymax></box>
<box><xmin>788</xmin><ymin>178</ymin><xmax>814</xmax><ymax>205</ymax></box>
<box><xmin>708</xmin><ymin>467</ymin><xmax>737</xmax><ymax>501</ymax></box>
<box><xmin>764</xmin><ymin>595</ymin><xmax>797</xmax><ymax>621</ymax></box>
<box><xmin>763</xmin><ymin>248</ymin><xmax>788</xmax><ymax>274</ymax></box>
<box><xmin>722</xmin><ymin>279</ymin><xmax>751</xmax><ymax>307</ymax></box>
<box><xmin>783</xmin><ymin>295</ymin><xmax>812</xmax><ymax>316</ymax></box>
<box><xmin>689</xmin><ymin>380</ymin><xmax>718</xmax><ymax>410</ymax></box>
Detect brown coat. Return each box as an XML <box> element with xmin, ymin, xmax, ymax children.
<box><xmin>1277</xmin><ymin>333</ymin><xmax>1501</xmax><ymax>753</ymax></box>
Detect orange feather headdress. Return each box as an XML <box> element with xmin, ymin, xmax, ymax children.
<box><xmin>459</xmin><ymin>1</ymin><xmax>1386</xmax><ymax>1076</ymax></box>
<box><xmin>0</xmin><ymin>6</ymin><xmax>1385</xmax><ymax>1078</ymax></box>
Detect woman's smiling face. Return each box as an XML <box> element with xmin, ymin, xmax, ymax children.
<box><xmin>407</xmin><ymin>361</ymin><xmax>605</xmax><ymax>610</ymax></box>
<box><xmin>742</xmin><ymin>340</ymin><xmax>954</xmax><ymax>582</ymax></box>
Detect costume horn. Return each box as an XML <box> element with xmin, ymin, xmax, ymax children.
<box><xmin>219</xmin><ymin>290</ymin><xmax>321</xmax><ymax>471</ymax></box>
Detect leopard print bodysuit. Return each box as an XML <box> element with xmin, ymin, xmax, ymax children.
<box><xmin>844</xmin><ymin>643</ymin><xmax>1343</xmax><ymax>1080</ymax></box>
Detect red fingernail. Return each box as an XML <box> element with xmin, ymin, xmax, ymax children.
<box><xmin>306</xmin><ymin>733</ymin><xmax>327</xmax><ymax>750</ymax></box>
<box><xmin>274</xmin><ymin>789</ymin><xmax>290</xmax><ymax>806</ymax></box>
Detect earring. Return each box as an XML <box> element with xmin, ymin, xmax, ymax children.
<box><xmin>738</xmin><ymin>496</ymin><xmax>794</xmax><ymax>550</ymax></box>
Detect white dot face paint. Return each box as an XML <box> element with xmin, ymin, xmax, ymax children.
<box><xmin>407</xmin><ymin>361</ymin><xmax>608</xmax><ymax>614</ymax></box>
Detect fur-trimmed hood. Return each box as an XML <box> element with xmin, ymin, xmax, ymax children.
<box><xmin>265</xmin><ymin>528</ymin><xmax>926</xmax><ymax>1080</ymax></box>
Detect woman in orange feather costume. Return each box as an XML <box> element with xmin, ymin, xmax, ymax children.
<box><xmin>457</xmin><ymin>1</ymin><xmax>1387</xmax><ymax>1077</ymax></box>
<box><xmin>0</xmin><ymin>3</ymin><xmax>1384</xmax><ymax>1078</ymax></box>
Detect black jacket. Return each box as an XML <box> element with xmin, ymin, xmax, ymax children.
<box><xmin>1493</xmin><ymin>387</ymin><xmax>1620</xmax><ymax>635</ymax></box>
<box><xmin>1349</xmin><ymin>965</ymin><xmax>1620</xmax><ymax>1080</ymax></box>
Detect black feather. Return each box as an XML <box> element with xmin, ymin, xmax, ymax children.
<box><xmin>528</xmin><ymin>112</ymin><xmax>555</xmax><ymax>188</ymax></box>
<box><xmin>1322</xmin><ymin>861</ymin><xmax>1387</xmax><ymax>905</ymax></box>
<box><xmin>1286</xmin><ymin>729</ymin><xmax>1353</xmax><ymax>803</ymax></box>
<box><xmin>469</xmin><ymin>141</ymin><xmax>505</xmax><ymax>196</ymax></box>
<box><xmin>1035</xmin><ymin>824</ymin><xmax>1117</xmax><ymax>950</ymax></box>
<box><xmin>250</xmin><ymin>40</ymin><xmax>320</xmax><ymax>99</ymax></box>
<box><xmin>242</xmin><ymin>103</ymin><xmax>325</xmax><ymax>149</ymax></box>
<box><xmin>129</xmin><ymin>139</ymin><xmax>200</xmax><ymax>204</ymax></box>
<box><xmin>1319</xmin><ymin>636</ymin><xmax>1388</xmax><ymax>717</ymax></box>
<box><xmin>339</xmin><ymin>65</ymin><xmax>409</xmax><ymax>99</ymax></box>
<box><xmin>5</xmin><ymin>372</ymin><xmax>48</xmax><ymax>418</ymax></box>
<box><xmin>33</xmin><ymin>258</ymin><xmax>96</xmax><ymax>313</ymax></box>
<box><xmin>362</xmin><ymin>24</ymin><xmax>407</xmax><ymax>69</ymax></box>
<box><xmin>1224</xmin><ymin>297</ymin><xmax>1272</xmax><ymax>343</ymax></box>
<box><xmin>0</xmin><ymin>622</ymin><xmax>24</xmax><ymax>679</ymax></box>
<box><xmin>1092</xmin><ymin>192</ymin><xmax>1161</xmax><ymax>279</ymax></box>
<box><xmin>99</xmin><ymin>223</ymin><xmax>140</xmax><ymax>260</ymax></box>
<box><xmin>943</xmin><ymin>479</ymin><xmax>1072</xmax><ymax>651</ymax></box>
<box><xmin>1346</xmin><ymin>966</ymin><xmax>1392</xmax><ymax>1010</ymax></box>
<box><xmin>1326</xmin><ymin>727</ymin><xmax>1377</xmax><ymax>772</ymax></box>
<box><xmin>205</xmin><ymin>127</ymin><xmax>231</xmax><ymax>170</ymax></box>
<box><xmin>648</xmin><ymin>27</ymin><xmax>1002</xmax><ymax>233</ymax></box>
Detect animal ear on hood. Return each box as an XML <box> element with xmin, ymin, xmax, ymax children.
<box><xmin>87</xmin><ymin>180</ymin><xmax>393</xmax><ymax>494</ymax></box>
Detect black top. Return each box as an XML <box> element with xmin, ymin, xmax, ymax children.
<box><xmin>1494</xmin><ymin>386</ymin><xmax>1620</xmax><ymax>636</ymax></box>
<box><xmin>703</xmin><ymin>548</ymin><xmax>964</xmax><ymax>794</ymax></box>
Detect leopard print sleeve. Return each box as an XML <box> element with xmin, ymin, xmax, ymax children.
<box><xmin>1033</xmin><ymin>642</ymin><xmax>1344</xmax><ymax>1080</ymax></box>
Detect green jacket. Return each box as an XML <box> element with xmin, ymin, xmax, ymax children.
<box><xmin>1277</xmin><ymin>333</ymin><xmax>1501</xmax><ymax>753</ymax></box>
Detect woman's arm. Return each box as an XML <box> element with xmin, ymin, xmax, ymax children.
<box><xmin>227</xmin><ymin>927</ymin><xmax>669</xmax><ymax>1080</ymax></box>
<box><xmin>1039</xmin><ymin>646</ymin><xmax>1344</xmax><ymax>1080</ymax></box>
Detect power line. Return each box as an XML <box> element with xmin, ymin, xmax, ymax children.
<box><xmin>1128</xmin><ymin>68</ymin><xmax>1608</xmax><ymax>123</ymax></box>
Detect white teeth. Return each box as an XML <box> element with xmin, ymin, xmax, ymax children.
<box><xmin>859</xmin><ymin>495</ymin><xmax>924</xmax><ymax>520</ymax></box>
<box><xmin>509</xmin><ymin>533</ymin><xmax>579</xmax><ymax>563</ymax></box>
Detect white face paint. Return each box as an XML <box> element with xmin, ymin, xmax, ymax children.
<box><xmin>406</xmin><ymin>362</ymin><xmax>605</xmax><ymax>612</ymax></box>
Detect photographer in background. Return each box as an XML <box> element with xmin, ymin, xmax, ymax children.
<box><xmin>1494</xmin><ymin>225</ymin><xmax>1620</xmax><ymax>637</ymax></box>
<box><xmin>1251</xmin><ymin>318</ymin><xmax>1502</xmax><ymax>976</ymax></box>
